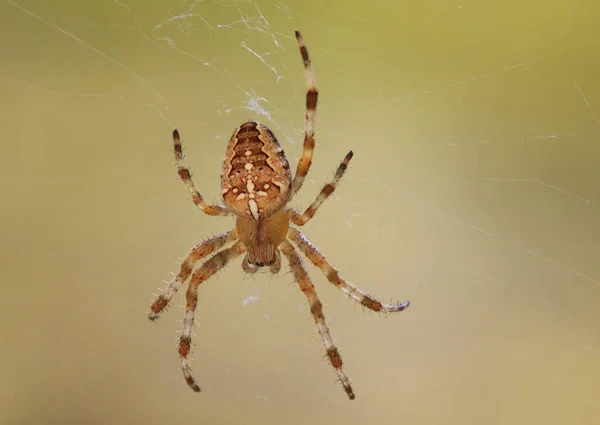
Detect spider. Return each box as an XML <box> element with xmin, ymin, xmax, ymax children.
<box><xmin>148</xmin><ymin>30</ymin><xmax>410</xmax><ymax>400</ymax></box>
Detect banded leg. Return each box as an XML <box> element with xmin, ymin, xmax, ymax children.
<box><xmin>279</xmin><ymin>239</ymin><xmax>355</xmax><ymax>400</ymax></box>
<box><xmin>289</xmin><ymin>151</ymin><xmax>354</xmax><ymax>226</ymax></box>
<box><xmin>288</xmin><ymin>228</ymin><xmax>410</xmax><ymax>313</ymax></box>
<box><xmin>173</xmin><ymin>129</ymin><xmax>229</xmax><ymax>216</ymax></box>
<box><xmin>292</xmin><ymin>31</ymin><xmax>318</xmax><ymax>196</ymax></box>
<box><xmin>149</xmin><ymin>230</ymin><xmax>238</xmax><ymax>320</ymax></box>
<box><xmin>179</xmin><ymin>241</ymin><xmax>246</xmax><ymax>392</ymax></box>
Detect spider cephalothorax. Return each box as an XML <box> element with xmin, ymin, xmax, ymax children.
<box><xmin>236</xmin><ymin>209</ymin><xmax>288</xmax><ymax>269</ymax></box>
<box><xmin>149</xmin><ymin>31</ymin><xmax>410</xmax><ymax>400</ymax></box>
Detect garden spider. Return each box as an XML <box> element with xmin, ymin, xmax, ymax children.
<box><xmin>149</xmin><ymin>31</ymin><xmax>410</xmax><ymax>400</ymax></box>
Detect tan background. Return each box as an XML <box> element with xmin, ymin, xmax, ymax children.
<box><xmin>1</xmin><ymin>0</ymin><xmax>600</xmax><ymax>424</ymax></box>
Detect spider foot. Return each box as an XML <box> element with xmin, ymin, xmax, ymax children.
<box><xmin>358</xmin><ymin>296</ymin><xmax>410</xmax><ymax>313</ymax></box>
<box><xmin>180</xmin><ymin>339</ymin><xmax>202</xmax><ymax>392</ymax></box>
<box><xmin>148</xmin><ymin>311</ymin><xmax>163</xmax><ymax>321</ymax></box>
<box><xmin>388</xmin><ymin>300</ymin><xmax>410</xmax><ymax>312</ymax></box>
<box><xmin>148</xmin><ymin>296</ymin><xmax>170</xmax><ymax>320</ymax></box>
<box><xmin>183</xmin><ymin>363</ymin><xmax>202</xmax><ymax>393</ymax></box>
<box><xmin>334</xmin><ymin>374</ymin><xmax>355</xmax><ymax>400</ymax></box>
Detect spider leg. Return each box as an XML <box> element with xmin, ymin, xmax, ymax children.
<box><xmin>149</xmin><ymin>230</ymin><xmax>238</xmax><ymax>320</ymax></box>
<box><xmin>289</xmin><ymin>151</ymin><xmax>353</xmax><ymax>226</ymax></box>
<box><xmin>288</xmin><ymin>228</ymin><xmax>410</xmax><ymax>313</ymax></box>
<box><xmin>279</xmin><ymin>239</ymin><xmax>355</xmax><ymax>400</ymax></box>
<box><xmin>179</xmin><ymin>241</ymin><xmax>246</xmax><ymax>392</ymax></box>
<box><xmin>173</xmin><ymin>129</ymin><xmax>230</xmax><ymax>216</ymax></box>
<box><xmin>292</xmin><ymin>31</ymin><xmax>318</xmax><ymax>196</ymax></box>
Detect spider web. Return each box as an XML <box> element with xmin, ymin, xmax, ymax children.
<box><xmin>1</xmin><ymin>1</ymin><xmax>599</xmax><ymax>425</ymax></box>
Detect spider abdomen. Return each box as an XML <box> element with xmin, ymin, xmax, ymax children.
<box><xmin>221</xmin><ymin>121</ymin><xmax>292</xmax><ymax>221</ymax></box>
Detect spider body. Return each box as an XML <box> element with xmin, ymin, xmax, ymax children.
<box><xmin>149</xmin><ymin>31</ymin><xmax>410</xmax><ymax>400</ymax></box>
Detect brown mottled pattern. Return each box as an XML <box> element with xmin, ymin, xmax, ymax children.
<box><xmin>221</xmin><ymin>121</ymin><xmax>292</xmax><ymax>220</ymax></box>
<box><xmin>227</xmin><ymin>122</ymin><xmax>270</xmax><ymax>174</ymax></box>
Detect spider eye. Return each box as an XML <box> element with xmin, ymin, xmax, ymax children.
<box><xmin>255</xmin><ymin>262</ymin><xmax>264</xmax><ymax>267</ymax></box>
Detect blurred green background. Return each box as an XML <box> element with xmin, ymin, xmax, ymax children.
<box><xmin>1</xmin><ymin>1</ymin><xmax>599</xmax><ymax>424</ymax></box>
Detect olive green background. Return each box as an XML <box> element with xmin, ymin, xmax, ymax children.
<box><xmin>1</xmin><ymin>1</ymin><xmax>599</xmax><ymax>424</ymax></box>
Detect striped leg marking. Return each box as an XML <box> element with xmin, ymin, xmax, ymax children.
<box><xmin>280</xmin><ymin>239</ymin><xmax>355</xmax><ymax>400</ymax></box>
<box><xmin>288</xmin><ymin>228</ymin><xmax>410</xmax><ymax>313</ymax></box>
<box><xmin>149</xmin><ymin>230</ymin><xmax>238</xmax><ymax>320</ymax></box>
<box><xmin>290</xmin><ymin>151</ymin><xmax>353</xmax><ymax>226</ymax></box>
<box><xmin>292</xmin><ymin>31</ymin><xmax>319</xmax><ymax>196</ymax></box>
<box><xmin>179</xmin><ymin>241</ymin><xmax>246</xmax><ymax>392</ymax></box>
<box><xmin>173</xmin><ymin>129</ymin><xmax>230</xmax><ymax>216</ymax></box>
